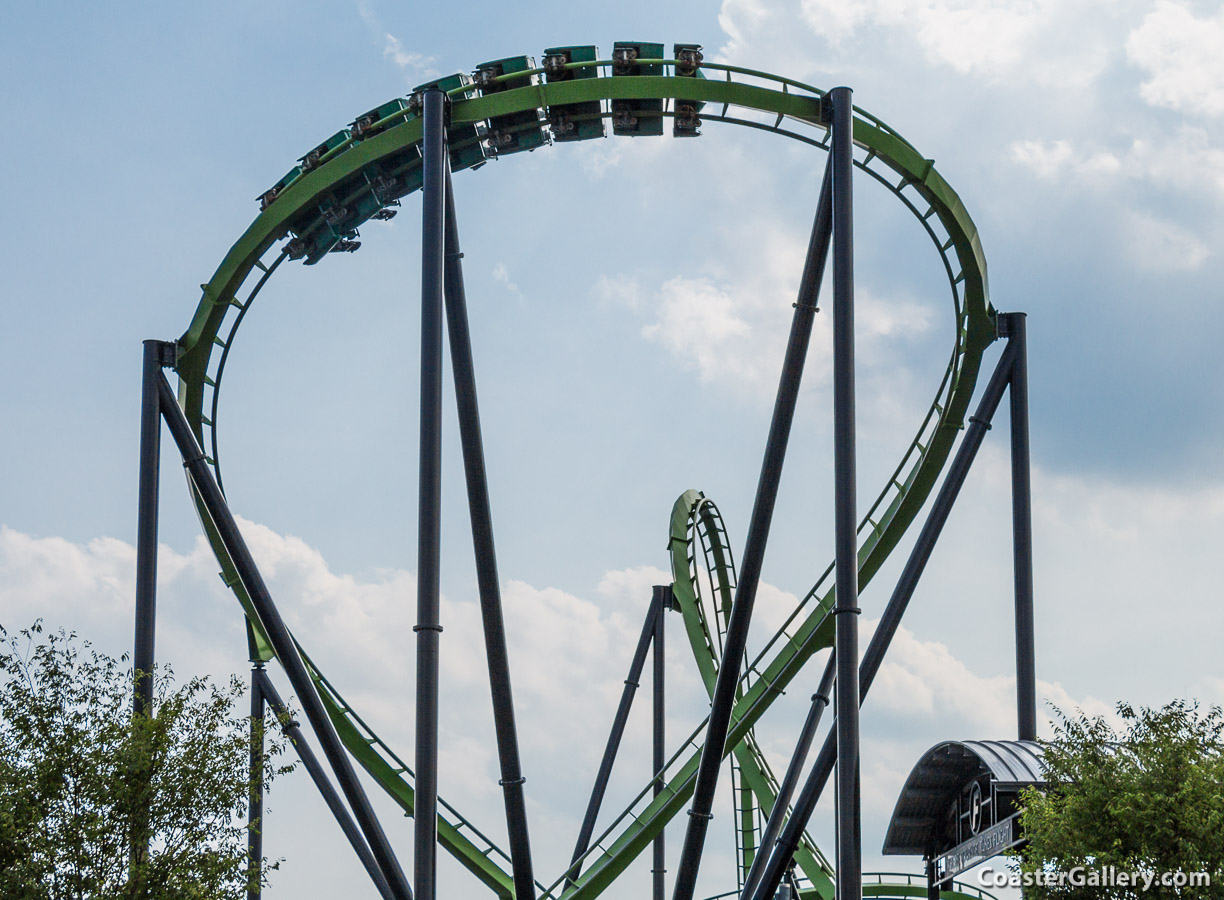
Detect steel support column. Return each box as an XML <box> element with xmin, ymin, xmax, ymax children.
<box><xmin>254</xmin><ymin>669</ymin><xmax>397</xmax><ymax>900</ymax></box>
<box><xmin>746</xmin><ymin>339</ymin><xmax>1019</xmax><ymax>900</ymax></box>
<box><xmin>415</xmin><ymin>85</ymin><xmax>447</xmax><ymax>900</ymax></box>
<box><xmin>131</xmin><ymin>338</ymin><xmax>173</xmax><ymax>873</ymax></box>
<box><xmin>569</xmin><ymin>589</ymin><xmax>665</xmax><ymax>884</ymax></box>
<box><xmin>653</xmin><ymin>585</ymin><xmax>668</xmax><ymax>900</ymax></box>
<box><xmin>155</xmin><ymin>374</ymin><xmax>413</xmax><ymax>900</ymax></box>
<box><xmin>829</xmin><ymin>85</ymin><xmax>862</xmax><ymax>900</ymax></box>
<box><xmin>441</xmin><ymin>166</ymin><xmax>535</xmax><ymax>898</ymax></box>
<box><xmin>247</xmin><ymin>664</ymin><xmax>265</xmax><ymax>900</ymax></box>
<box><xmin>1003</xmin><ymin>312</ymin><xmax>1037</xmax><ymax>742</ymax></box>
<box><xmin>671</xmin><ymin>152</ymin><xmax>835</xmax><ymax>900</ymax></box>
<box><xmin>134</xmin><ymin>339</ymin><xmax>170</xmax><ymax>715</ymax></box>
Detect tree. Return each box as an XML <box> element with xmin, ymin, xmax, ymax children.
<box><xmin>0</xmin><ymin>622</ymin><xmax>291</xmax><ymax>899</ymax></box>
<box><xmin>1016</xmin><ymin>700</ymin><xmax>1224</xmax><ymax>899</ymax></box>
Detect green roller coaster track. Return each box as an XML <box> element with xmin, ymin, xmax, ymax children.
<box><xmin>170</xmin><ymin>47</ymin><xmax>999</xmax><ymax>900</ymax></box>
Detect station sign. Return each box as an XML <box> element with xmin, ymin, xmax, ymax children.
<box><xmin>934</xmin><ymin>812</ymin><xmax>1023</xmax><ymax>884</ymax></box>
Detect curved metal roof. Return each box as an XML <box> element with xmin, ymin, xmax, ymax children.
<box><xmin>882</xmin><ymin>740</ymin><xmax>1046</xmax><ymax>856</ymax></box>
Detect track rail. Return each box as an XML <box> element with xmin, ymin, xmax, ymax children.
<box><xmin>668</xmin><ymin>491</ymin><xmax>834</xmax><ymax>896</ymax></box>
<box><xmin>170</xmin><ymin>49</ymin><xmax>996</xmax><ymax>899</ymax></box>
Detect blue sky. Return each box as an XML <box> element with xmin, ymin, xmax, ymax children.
<box><xmin>3</xmin><ymin>1</ymin><xmax>1224</xmax><ymax>897</ymax></box>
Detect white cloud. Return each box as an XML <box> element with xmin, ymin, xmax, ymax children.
<box><xmin>1121</xmin><ymin>211</ymin><xmax>1210</xmax><ymax>270</ymax></box>
<box><xmin>717</xmin><ymin>0</ymin><xmax>776</xmax><ymax>62</ymax></box>
<box><xmin>0</xmin><ymin>525</ymin><xmax>240</xmax><ymax>676</ymax></box>
<box><xmin>492</xmin><ymin>262</ymin><xmax>524</xmax><ymax>301</ymax></box>
<box><xmin>1128</xmin><ymin>127</ymin><xmax>1224</xmax><ymax>197</ymax></box>
<box><xmin>820</xmin><ymin>0</ymin><xmax>1048</xmax><ymax>77</ymax></box>
<box><xmin>0</xmin><ymin>526</ymin><xmax>135</xmax><ymax>622</ymax></box>
<box><xmin>1012</xmin><ymin>129</ymin><xmax>1224</xmax><ymax>197</ymax></box>
<box><xmin>1007</xmin><ymin>129</ymin><xmax>1223</xmax><ymax>267</ymax></box>
<box><xmin>867</xmin><ymin>616</ymin><xmax>1117</xmax><ymax>738</ymax></box>
<box><xmin>596</xmin><ymin>271</ymin><xmax>788</xmax><ymax>389</ymax></box>
<box><xmin>1009</xmin><ymin>139</ymin><xmax>1123</xmax><ymax>180</ymax></box>
<box><xmin>722</xmin><ymin>0</ymin><xmax>1115</xmax><ymax>87</ymax></box>
<box><xmin>573</xmin><ymin>137</ymin><xmax>626</xmax><ymax>179</ymax></box>
<box><xmin>382</xmin><ymin>34</ymin><xmax>437</xmax><ymax>79</ymax></box>
<box><xmin>6</xmin><ymin>498</ymin><xmax>1218</xmax><ymax>895</ymax></box>
<box><xmin>600</xmin><ymin>272</ymin><xmax>934</xmax><ymax>408</ymax></box>
<box><xmin>641</xmin><ymin>276</ymin><xmax>758</xmax><ymax>383</ymax></box>
<box><xmin>924</xmin><ymin>451</ymin><xmax>1224</xmax><ymax>710</ymax></box>
<box><xmin>355</xmin><ymin>1</ymin><xmax>437</xmax><ymax>80</ymax></box>
<box><xmin>1127</xmin><ymin>0</ymin><xmax>1224</xmax><ymax>118</ymax></box>
<box><xmin>858</xmin><ymin>289</ymin><xmax>934</xmax><ymax>344</ymax></box>
<box><xmin>594</xmin><ymin>214</ymin><xmax>815</xmax><ymax>394</ymax></box>
<box><xmin>569</xmin><ymin>133</ymin><xmax>671</xmax><ymax>180</ymax></box>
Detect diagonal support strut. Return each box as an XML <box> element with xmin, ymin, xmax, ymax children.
<box><xmin>441</xmin><ymin>161</ymin><xmax>537</xmax><ymax>898</ymax></box>
<box><xmin>671</xmin><ymin>148</ymin><xmax>836</xmax><ymax>900</ymax></box>
<box><xmin>154</xmin><ymin>366</ymin><xmax>414</xmax><ymax>900</ymax></box>
<box><xmin>745</xmin><ymin>331</ymin><xmax>1022</xmax><ymax>900</ymax></box>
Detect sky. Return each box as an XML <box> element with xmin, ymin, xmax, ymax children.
<box><xmin>2</xmin><ymin>1</ymin><xmax>1223</xmax><ymax>898</ymax></box>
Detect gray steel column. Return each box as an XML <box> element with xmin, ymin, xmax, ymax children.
<box><xmin>134</xmin><ymin>339</ymin><xmax>170</xmax><ymax>715</ymax></box>
<box><xmin>739</xmin><ymin>651</ymin><xmax>835</xmax><ymax>899</ymax></box>
<box><xmin>254</xmin><ymin>669</ymin><xmax>397</xmax><ymax>900</ymax></box>
<box><xmin>672</xmin><ymin>154</ymin><xmax>835</xmax><ymax>900</ymax></box>
<box><xmin>653</xmin><ymin>586</ymin><xmax>668</xmax><ymax>900</ymax></box>
<box><xmin>415</xmin><ymin>85</ymin><xmax>447</xmax><ymax>900</ymax></box>
<box><xmin>745</xmin><ymin>340</ymin><xmax>1019</xmax><ymax>900</ymax></box>
<box><xmin>829</xmin><ymin>84</ymin><xmax>861</xmax><ymax>900</ymax></box>
<box><xmin>155</xmin><ymin>374</ymin><xmax>413</xmax><ymax>900</ymax></box>
<box><xmin>1003</xmin><ymin>312</ymin><xmax>1037</xmax><ymax>741</ymax></box>
<box><xmin>247</xmin><ymin>664</ymin><xmax>265</xmax><ymax>900</ymax></box>
<box><xmin>441</xmin><ymin>167</ymin><xmax>535</xmax><ymax>898</ymax></box>
<box><xmin>569</xmin><ymin>589</ymin><xmax>664</xmax><ymax>885</ymax></box>
<box><xmin>132</xmin><ymin>339</ymin><xmax>172</xmax><ymax>872</ymax></box>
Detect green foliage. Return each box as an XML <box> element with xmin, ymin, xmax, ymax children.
<box><xmin>1017</xmin><ymin>700</ymin><xmax>1224</xmax><ymax>899</ymax></box>
<box><xmin>0</xmin><ymin>622</ymin><xmax>291</xmax><ymax>899</ymax></box>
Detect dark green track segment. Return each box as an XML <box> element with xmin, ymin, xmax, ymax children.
<box><xmin>668</xmin><ymin>491</ymin><xmax>834</xmax><ymax>897</ymax></box>
<box><xmin>170</xmin><ymin>49</ymin><xmax>996</xmax><ymax>899</ymax></box>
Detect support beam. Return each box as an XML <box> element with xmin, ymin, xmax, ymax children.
<box><xmin>254</xmin><ymin>669</ymin><xmax>397</xmax><ymax>900</ymax></box>
<box><xmin>133</xmin><ymin>339</ymin><xmax>171</xmax><ymax>715</ymax></box>
<box><xmin>570</xmin><ymin>589</ymin><xmax>665</xmax><ymax>884</ymax></box>
<box><xmin>247</xmin><ymin>664</ymin><xmax>265</xmax><ymax>900</ymax></box>
<box><xmin>672</xmin><ymin>153</ymin><xmax>835</xmax><ymax>900</ymax></box>
<box><xmin>155</xmin><ymin>373</ymin><xmax>413</xmax><ymax>900</ymax></box>
<box><xmin>1003</xmin><ymin>312</ymin><xmax>1037</xmax><ymax>742</ymax></box>
<box><xmin>829</xmin><ymin>84</ymin><xmax>862</xmax><ymax>900</ymax></box>
<box><xmin>653</xmin><ymin>585</ymin><xmax>668</xmax><ymax>900</ymax></box>
<box><xmin>415</xmin><ymin>85</ymin><xmax>447</xmax><ymax>900</ymax></box>
<box><xmin>441</xmin><ymin>166</ymin><xmax>535</xmax><ymax>899</ymax></box>
<box><xmin>745</xmin><ymin>337</ymin><xmax>1019</xmax><ymax>900</ymax></box>
<box><xmin>131</xmin><ymin>339</ymin><xmax>174</xmax><ymax>873</ymax></box>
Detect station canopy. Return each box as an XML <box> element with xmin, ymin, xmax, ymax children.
<box><xmin>883</xmin><ymin>740</ymin><xmax>1046</xmax><ymax>857</ymax></box>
